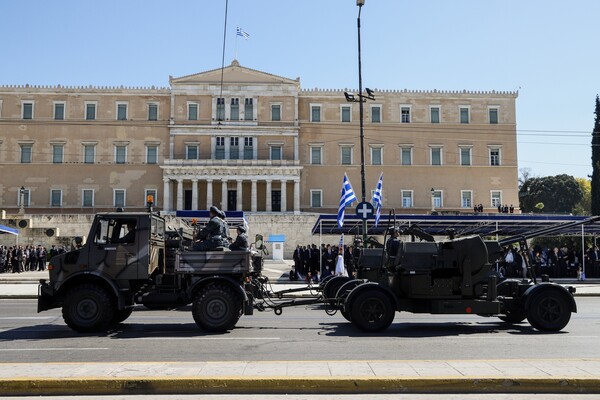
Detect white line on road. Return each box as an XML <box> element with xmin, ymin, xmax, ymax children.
<box><xmin>0</xmin><ymin>348</ymin><xmax>109</xmax><ymax>351</ymax></box>
<box><xmin>137</xmin><ymin>337</ymin><xmax>280</xmax><ymax>341</ymax></box>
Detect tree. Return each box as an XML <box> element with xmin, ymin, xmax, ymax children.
<box><xmin>591</xmin><ymin>95</ymin><xmax>600</xmax><ymax>215</ymax></box>
<box><xmin>573</xmin><ymin>177</ymin><xmax>591</xmax><ymax>215</ymax></box>
<box><xmin>519</xmin><ymin>174</ymin><xmax>583</xmax><ymax>214</ymax></box>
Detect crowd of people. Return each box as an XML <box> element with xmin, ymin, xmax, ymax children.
<box><xmin>0</xmin><ymin>244</ymin><xmax>67</xmax><ymax>274</ymax></box>
<box><xmin>497</xmin><ymin>244</ymin><xmax>600</xmax><ymax>280</ymax></box>
<box><xmin>291</xmin><ymin>243</ymin><xmax>358</xmax><ymax>283</ymax></box>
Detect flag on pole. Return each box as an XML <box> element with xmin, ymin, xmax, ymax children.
<box><xmin>372</xmin><ymin>172</ymin><xmax>383</xmax><ymax>227</ymax></box>
<box><xmin>236</xmin><ymin>27</ymin><xmax>250</xmax><ymax>39</ymax></box>
<box><xmin>337</xmin><ymin>174</ymin><xmax>358</xmax><ymax>228</ymax></box>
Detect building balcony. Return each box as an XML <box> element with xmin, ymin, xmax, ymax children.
<box><xmin>163</xmin><ymin>159</ymin><xmax>300</xmax><ymax>167</ymax></box>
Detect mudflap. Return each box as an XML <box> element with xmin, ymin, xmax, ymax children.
<box><xmin>37</xmin><ymin>280</ymin><xmax>58</xmax><ymax>313</ymax></box>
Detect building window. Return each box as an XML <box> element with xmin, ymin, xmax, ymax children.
<box><xmin>52</xmin><ymin>144</ymin><xmax>64</xmax><ymax>164</ymax></box>
<box><xmin>271</xmin><ymin>104</ymin><xmax>281</xmax><ymax>121</ymax></box>
<box><xmin>117</xmin><ymin>103</ymin><xmax>128</xmax><ymax>121</ymax></box>
<box><xmin>310</xmin><ymin>146</ymin><xmax>322</xmax><ymax>165</ymax></box>
<box><xmin>371</xmin><ymin>105</ymin><xmax>381</xmax><ymax>123</ymax></box>
<box><xmin>216</xmin><ymin>98</ymin><xmax>225</xmax><ymax>121</ymax></box>
<box><xmin>17</xmin><ymin>189</ymin><xmax>30</xmax><ymax>207</ymax></box>
<box><xmin>244</xmin><ymin>98</ymin><xmax>253</xmax><ymax>121</ymax></box>
<box><xmin>230</xmin><ymin>137</ymin><xmax>240</xmax><ymax>160</ymax></box>
<box><xmin>430</xmin><ymin>146</ymin><xmax>442</xmax><ymax>166</ymax></box>
<box><xmin>310</xmin><ymin>190</ymin><xmax>322</xmax><ymax>208</ymax></box>
<box><xmin>148</xmin><ymin>103</ymin><xmax>158</xmax><ymax>121</ymax></box>
<box><xmin>461</xmin><ymin>190</ymin><xmax>473</xmax><ymax>208</ymax></box>
<box><xmin>491</xmin><ymin>191</ymin><xmax>502</xmax><ymax>208</ymax></box>
<box><xmin>400</xmin><ymin>106</ymin><xmax>411</xmax><ymax>123</ymax></box>
<box><xmin>114</xmin><ymin>189</ymin><xmax>126</xmax><ymax>208</ymax></box>
<box><xmin>430</xmin><ymin>106</ymin><xmax>440</xmax><ymax>124</ymax></box>
<box><xmin>188</xmin><ymin>103</ymin><xmax>198</xmax><ymax>120</ymax></box>
<box><xmin>21</xmin><ymin>101</ymin><xmax>34</xmax><ymax>120</ymax></box>
<box><xmin>20</xmin><ymin>144</ymin><xmax>32</xmax><ymax>163</ymax></box>
<box><xmin>460</xmin><ymin>147</ymin><xmax>472</xmax><ymax>166</ymax></box>
<box><xmin>460</xmin><ymin>106</ymin><xmax>470</xmax><ymax>124</ymax></box>
<box><xmin>341</xmin><ymin>105</ymin><xmax>351</xmax><ymax>122</ymax></box>
<box><xmin>489</xmin><ymin>107</ymin><xmax>499</xmax><ymax>124</ymax></box>
<box><xmin>186</xmin><ymin>144</ymin><xmax>198</xmax><ymax>160</ymax></box>
<box><xmin>243</xmin><ymin>137</ymin><xmax>254</xmax><ymax>160</ymax></box>
<box><xmin>84</xmin><ymin>144</ymin><xmax>95</xmax><ymax>164</ymax></box>
<box><xmin>115</xmin><ymin>145</ymin><xmax>127</xmax><ymax>164</ymax></box>
<box><xmin>230</xmin><ymin>98</ymin><xmax>240</xmax><ymax>121</ymax></box>
<box><xmin>401</xmin><ymin>147</ymin><xmax>412</xmax><ymax>166</ymax></box>
<box><xmin>432</xmin><ymin>190</ymin><xmax>443</xmax><ymax>208</ymax></box>
<box><xmin>341</xmin><ymin>146</ymin><xmax>353</xmax><ymax>165</ymax></box>
<box><xmin>146</xmin><ymin>145</ymin><xmax>158</xmax><ymax>164</ymax></box>
<box><xmin>82</xmin><ymin>189</ymin><xmax>94</xmax><ymax>207</ymax></box>
<box><xmin>270</xmin><ymin>145</ymin><xmax>282</xmax><ymax>161</ymax></box>
<box><xmin>310</xmin><ymin>105</ymin><xmax>321</xmax><ymax>122</ymax></box>
<box><xmin>85</xmin><ymin>102</ymin><xmax>96</xmax><ymax>120</ymax></box>
<box><xmin>401</xmin><ymin>190</ymin><xmax>413</xmax><ymax>208</ymax></box>
<box><xmin>145</xmin><ymin>189</ymin><xmax>158</xmax><ymax>207</ymax></box>
<box><xmin>50</xmin><ymin>189</ymin><xmax>62</xmax><ymax>207</ymax></box>
<box><xmin>490</xmin><ymin>147</ymin><xmax>501</xmax><ymax>166</ymax></box>
<box><xmin>54</xmin><ymin>102</ymin><xmax>65</xmax><ymax>120</ymax></box>
<box><xmin>215</xmin><ymin>137</ymin><xmax>225</xmax><ymax>159</ymax></box>
<box><xmin>371</xmin><ymin>146</ymin><xmax>383</xmax><ymax>165</ymax></box>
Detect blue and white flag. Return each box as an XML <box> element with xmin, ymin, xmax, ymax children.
<box><xmin>236</xmin><ymin>27</ymin><xmax>250</xmax><ymax>39</ymax></box>
<box><xmin>372</xmin><ymin>172</ymin><xmax>383</xmax><ymax>227</ymax></box>
<box><xmin>337</xmin><ymin>174</ymin><xmax>358</xmax><ymax>228</ymax></box>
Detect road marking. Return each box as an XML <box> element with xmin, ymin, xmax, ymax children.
<box><xmin>137</xmin><ymin>337</ymin><xmax>280</xmax><ymax>341</ymax></box>
<box><xmin>0</xmin><ymin>317</ymin><xmax>55</xmax><ymax>320</ymax></box>
<box><xmin>0</xmin><ymin>348</ymin><xmax>109</xmax><ymax>351</ymax></box>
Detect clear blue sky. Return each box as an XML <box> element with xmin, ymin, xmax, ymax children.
<box><xmin>1</xmin><ymin>0</ymin><xmax>597</xmax><ymax>179</ymax></box>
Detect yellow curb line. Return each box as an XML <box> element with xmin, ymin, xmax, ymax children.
<box><xmin>1</xmin><ymin>377</ymin><xmax>600</xmax><ymax>396</ymax></box>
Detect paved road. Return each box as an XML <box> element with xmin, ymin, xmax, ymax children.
<box><xmin>1</xmin><ymin>298</ymin><xmax>599</xmax><ymax>363</ymax></box>
<box><xmin>5</xmin><ymin>396</ymin><xmax>600</xmax><ymax>400</ymax></box>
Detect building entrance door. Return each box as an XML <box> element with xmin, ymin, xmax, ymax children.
<box><xmin>184</xmin><ymin>190</ymin><xmax>192</xmax><ymax>210</ymax></box>
<box><xmin>272</xmin><ymin>190</ymin><xmax>281</xmax><ymax>212</ymax></box>
<box><xmin>227</xmin><ymin>190</ymin><xmax>237</xmax><ymax>211</ymax></box>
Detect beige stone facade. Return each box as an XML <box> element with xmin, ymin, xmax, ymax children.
<box><xmin>0</xmin><ymin>61</ymin><xmax>519</xmax><ymax>216</ymax></box>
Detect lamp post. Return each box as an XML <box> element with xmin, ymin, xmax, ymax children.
<box><xmin>430</xmin><ymin>188</ymin><xmax>435</xmax><ymax>213</ymax></box>
<box><xmin>18</xmin><ymin>186</ymin><xmax>25</xmax><ymax>215</ymax></box>
<box><xmin>344</xmin><ymin>0</ymin><xmax>375</xmax><ymax>245</ymax></box>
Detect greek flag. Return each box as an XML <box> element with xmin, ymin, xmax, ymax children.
<box><xmin>236</xmin><ymin>27</ymin><xmax>250</xmax><ymax>39</ymax></box>
<box><xmin>372</xmin><ymin>172</ymin><xmax>383</xmax><ymax>227</ymax></box>
<box><xmin>337</xmin><ymin>174</ymin><xmax>358</xmax><ymax>228</ymax></box>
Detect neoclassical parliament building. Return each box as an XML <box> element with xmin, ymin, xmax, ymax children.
<box><xmin>0</xmin><ymin>61</ymin><xmax>519</xmax><ymax>215</ymax></box>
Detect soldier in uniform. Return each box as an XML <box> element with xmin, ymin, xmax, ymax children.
<box><xmin>229</xmin><ymin>226</ymin><xmax>249</xmax><ymax>251</ymax></box>
<box><xmin>385</xmin><ymin>227</ymin><xmax>401</xmax><ymax>270</ymax></box>
<box><xmin>193</xmin><ymin>206</ymin><xmax>228</xmax><ymax>251</ymax></box>
<box><xmin>218</xmin><ymin>210</ymin><xmax>230</xmax><ymax>246</ymax></box>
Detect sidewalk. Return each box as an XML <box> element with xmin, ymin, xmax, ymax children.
<box><xmin>0</xmin><ymin>359</ymin><xmax>599</xmax><ymax>396</ymax></box>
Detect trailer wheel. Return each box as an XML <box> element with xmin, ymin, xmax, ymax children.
<box><xmin>112</xmin><ymin>307</ymin><xmax>134</xmax><ymax>325</ymax></box>
<box><xmin>62</xmin><ymin>284</ymin><xmax>115</xmax><ymax>333</ymax></box>
<box><xmin>192</xmin><ymin>285</ymin><xmax>241</xmax><ymax>332</ymax></box>
<box><xmin>526</xmin><ymin>290</ymin><xmax>571</xmax><ymax>332</ymax></box>
<box><xmin>498</xmin><ymin>309</ymin><xmax>527</xmax><ymax>324</ymax></box>
<box><xmin>323</xmin><ymin>276</ymin><xmax>351</xmax><ymax>302</ymax></box>
<box><xmin>350</xmin><ymin>289</ymin><xmax>395</xmax><ymax>332</ymax></box>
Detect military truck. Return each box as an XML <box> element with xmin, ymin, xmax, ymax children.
<box><xmin>38</xmin><ymin>211</ymin><xmax>260</xmax><ymax>333</ymax></box>
<box><xmin>322</xmin><ymin>217</ymin><xmax>600</xmax><ymax>333</ymax></box>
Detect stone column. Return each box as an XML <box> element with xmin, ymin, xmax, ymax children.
<box><xmin>266</xmin><ymin>179</ymin><xmax>272</xmax><ymax>212</ymax></box>
<box><xmin>163</xmin><ymin>178</ymin><xmax>171</xmax><ymax>211</ymax></box>
<box><xmin>206</xmin><ymin>179</ymin><xmax>213</xmax><ymax>209</ymax></box>
<box><xmin>251</xmin><ymin>179</ymin><xmax>258</xmax><ymax>212</ymax></box>
<box><xmin>294</xmin><ymin>179</ymin><xmax>300</xmax><ymax>213</ymax></box>
<box><xmin>221</xmin><ymin>179</ymin><xmax>228</xmax><ymax>211</ymax></box>
<box><xmin>176</xmin><ymin>178</ymin><xmax>183</xmax><ymax>211</ymax></box>
<box><xmin>191</xmin><ymin>178</ymin><xmax>198</xmax><ymax>210</ymax></box>
<box><xmin>280</xmin><ymin>180</ymin><xmax>287</xmax><ymax>212</ymax></box>
<box><xmin>236</xmin><ymin>179</ymin><xmax>243</xmax><ymax>211</ymax></box>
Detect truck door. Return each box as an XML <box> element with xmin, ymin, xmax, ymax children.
<box><xmin>91</xmin><ymin>217</ymin><xmax>139</xmax><ymax>280</ymax></box>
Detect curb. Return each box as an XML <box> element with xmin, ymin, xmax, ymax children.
<box><xmin>1</xmin><ymin>376</ymin><xmax>600</xmax><ymax>396</ymax></box>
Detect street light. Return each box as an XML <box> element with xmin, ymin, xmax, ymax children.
<box><xmin>430</xmin><ymin>188</ymin><xmax>435</xmax><ymax>213</ymax></box>
<box><xmin>18</xmin><ymin>186</ymin><xmax>25</xmax><ymax>214</ymax></box>
<box><xmin>344</xmin><ymin>0</ymin><xmax>375</xmax><ymax>245</ymax></box>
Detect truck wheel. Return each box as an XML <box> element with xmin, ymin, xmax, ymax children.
<box><xmin>526</xmin><ymin>290</ymin><xmax>571</xmax><ymax>332</ymax></box>
<box><xmin>350</xmin><ymin>289</ymin><xmax>395</xmax><ymax>332</ymax></box>
<box><xmin>323</xmin><ymin>276</ymin><xmax>351</xmax><ymax>302</ymax></box>
<box><xmin>498</xmin><ymin>309</ymin><xmax>527</xmax><ymax>324</ymax></box>
<box><xmin>112</xmin><ymin>308</ymin><xmax>134</xmax><ymax>325</ymax></box>
<box><xmin>62</xmin><ymin>284</ymin><xmax>115</xmax><ymax>333</ymax></box>
<box><xmin>192</xmin><ymin>285</ymin><xmax>241</xmax><ymax>332</ymax></box>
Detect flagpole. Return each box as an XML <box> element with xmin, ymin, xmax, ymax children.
<box><xmin>234</xmin><ymin>29</ymin><xmax>238</xmax><ymax>60</ymax></box>
<box><xmin>357</xmin><ymin>2</ymin><xmax>368</xmax><ymax>245</ymax></box>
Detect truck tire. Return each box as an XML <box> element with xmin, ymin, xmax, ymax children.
<box><xmin>192</xmin><ymin>285</ymin><xmax>241</xmax><ymax>332</ymax></box>
<box><xmin>323</xmin><ymin>276</ymin><xmax>351</xmax><ymax>302</ymax></box>
<box><xmin>350</xmin><ymin>289</ymin><xmax>395</xmax><ymax>332</ymax></box>
<box><xmin>112</xmin><ymin>307</ymin><xmax>134</xmax><ymax>325</ymax></box>
<box><xmin>526</xmin><ymin>290</ymin><xmax>571</xmax><ymax>332</ymax></box>
<box><xmin>336</xmin><ymin>281</ymin><xmax>363</xmax><ymax>322</ymax></box>
<box><xmin>62</xmin><ymin>284</ymin><xmax>115</xmax><ymax>333</ymax></box>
